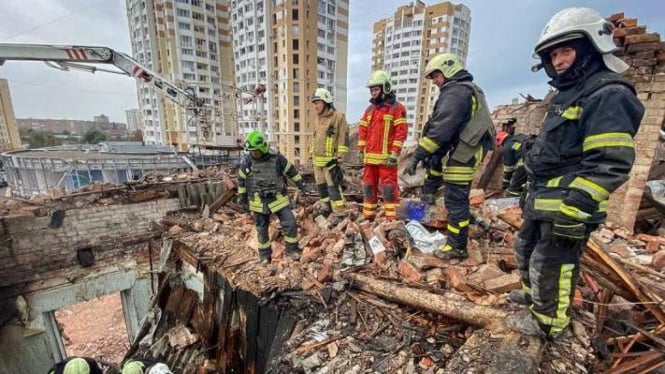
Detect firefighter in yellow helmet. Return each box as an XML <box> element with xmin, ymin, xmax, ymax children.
<box><xmin>405</xmin><ymin>53</ymin><xmax>496</xmax><ymax>260</ymax></box>
<box><xmin>48</xmin><ymin>357</ymin><xmax>103</xmax><ymax>374</ymax></box>
<box><xmin>511</xmin><ymin>7</ymin><xmax>644</xmax><ymax>340</ymax></box>
<box><xmin>357</xmin><ymin>70</ymin><xmax>408</xmax><ymax>221</ymax></box>
<box><xmin>309</xmin><ymin>87</ymin><xmax>350</xmax><ymax>225</ymax></box>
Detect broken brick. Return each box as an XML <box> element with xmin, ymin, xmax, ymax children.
<box><xmin>624</xmin><ymin>33</ymin><xmax>660</xmax><ymax>45</ymax></box>
<box><xmin>447</xmin><ymin>267</ymin><xmax>473</xmax><ymax>293</ymax></box>
<box><xmin>317</xmin><ymin>263</ymin><xmax>332</xmax><ymax>283</ymax></box>
<box><xmin>399</xmin><ymin>260</ymin><xmax>423</xmax><ymax>283</ymax></box>
<box><xmin>481</xmin><ymin>273</ymin><xmax>521</xmax><ymax>294</ymax></box>
<box><xmin>653</xmin><ymin>251</ymin><xmax>665</xmax><ymax>271</ymax></box>
<box><xmin>468</xmin><ymin>264</ymin><xmax>506</xmax><ymax>285</ymax></box>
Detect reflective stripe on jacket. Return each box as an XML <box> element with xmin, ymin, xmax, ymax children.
<box><xmin>311</xmin><ymin>108</ymin><xmax>350</xmax><ymax>167</ymax></box>
<box><xmin>357</xmin><ymin>97</ymin><xmax>408</xmax><ymax>165</ymax></box>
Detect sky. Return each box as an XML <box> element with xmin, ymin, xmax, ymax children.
<box><xmin>0</xmin><ymin>0</ymin><xmax>663</xmax><ymax>124</ymax></box>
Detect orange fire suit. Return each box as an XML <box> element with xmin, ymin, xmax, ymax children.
<box><xmin>357</xmin><ymin>98</ymin><xmax>408</xmax><ymax>220</ymax></box>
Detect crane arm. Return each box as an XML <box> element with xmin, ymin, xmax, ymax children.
<box><xmin>0</xmin><ymin>43</ymin><xmax>202</xmax><ymax>109</ymax></box>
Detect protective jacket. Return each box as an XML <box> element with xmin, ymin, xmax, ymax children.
<box><xmin>414</xmin><ymin>70</ymin><xmax>495</xmax><ymax>166</ymax></box>
<box><xmin>523</xmin><ymin>69</ymin><xmax>644</xmax><ymax>223</ymax></box>
<box><xmin>357</xmin><ymin>96</ymin><xmax>408</xmax><ymax>164</ymax></box>
<box><xmin>311</xmin><ymin>107</ymin><xmax>350</xmax><ymax>167</ymax></box>
<box><xmin>237</xmin><ymin>151</ymin><xmax>303</xmax><ymax>214</ymax></box>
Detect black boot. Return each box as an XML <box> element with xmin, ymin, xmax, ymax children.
<box><xmin>421</xmin><ymin>194</ymin><xmax>436</xmax><ymax>205</ymax></box>
<box><xmin>508</xmin><ymin>290</ymin><xmax>533</xmax><ymax>306</ymax></box>
<box><xmin>433</xmin><ymin>244</ymin><xmax>468</xmax><ymax>260</ymax></box>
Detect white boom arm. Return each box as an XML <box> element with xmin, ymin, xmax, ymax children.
<box><xmin>0</xmin><ymin>43</ymin><xmax>203</xmax><ymax>109</ymax></box>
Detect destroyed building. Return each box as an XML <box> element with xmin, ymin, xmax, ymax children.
<box><xmin>2</xmin><ymin>12</ymin><xmax>665</xmax><ymax>374</ymax></box>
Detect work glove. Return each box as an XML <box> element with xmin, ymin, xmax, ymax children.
<box><xmin>236</xmin><ymin>193</ymin><xmax>249</xmax><ymax>212</ymax></box>
<box><xmin>404</xmin><ymin>158</ymin><xmax>421</xmax><ymax>176</ymax></box>
<box><xmin>501</xmin><ymin>179</ymin><xmax>510</xmax><ymax>190</ymax></box>
<box><xmin>327</xmin><ymin>159</ymin><xmax>344</xmax><ymax>186</ymax></box>
<box><xmin>385</xmin><ymin>153</ymin><xmax>399</xmax><ymax>167</ymax></box>
<box><xmin>357</xmin><ymin>151</ymin><xmax>364</xmax><ymax>164</ymax></box>
<box><xmin>296</xmin><ymin>180</ymin><xmax>306</xmax><ymax>192</ymax></box>
<box><xmin>552</xmin><ymin>189</ymin><xmax>597</xmax><ymax>241</ymax></box>
<box><xmin>552</xmin><ymin>215</ymin><xmax>587</xmax><ymax>240</ymax></box>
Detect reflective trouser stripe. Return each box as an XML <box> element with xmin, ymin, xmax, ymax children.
<box><xmin>531</xmin><ymin>263</ymin><xmax>575</xmax><ymax>335</ymax></box>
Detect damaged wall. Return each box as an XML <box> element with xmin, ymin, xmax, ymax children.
<box><xmin>0</xmin><ymin>198</ymin><xmax>180</xmax><ymax>288</ymax></box>
<box><xmin>491</xmin><ymin>13</ymin><xmax>665</xmax><ymax>230</ymax></box>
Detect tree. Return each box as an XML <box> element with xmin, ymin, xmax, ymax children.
<box><xmin>19</xmin><ymin>128</ymin><xmax>63</xmax><ymax>148</ymax></box>
<box><xmin>130</xmin><ymin>129</ymin><xmax>143</xmax><ymax>142</ymax></box>
<box><xmin>81</xmin><ymin>128</ymin><xmax>107</xmax><ymax>144</ymax></box>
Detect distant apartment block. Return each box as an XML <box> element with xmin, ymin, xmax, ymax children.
<box><xmin>93</xmin><ymin>114</ymin><xmax>110</xmax><ymax>123</ymax></box>
<box><xmin>371</xmin><ymin>1</ymin><xmax>471</xmax><ymax>142</ymax></box>
<box><xmin>126</xmin><ymin>0</ymin><xmax>236</xmax><ymax>150</ymax></box>
<box><xmin>0</xmin><ymin>79</ymin><xmax>22</xmax><ymax>152</ymax></box>
<box><xmin>126</xmin><ymin>108</ymin><xmax>142</xmax><ymax>133</ymax></box>
<box><xmin>17</xmin><ymin>118</ymin><xmax>129</xmax><ymax>139</ymax></box>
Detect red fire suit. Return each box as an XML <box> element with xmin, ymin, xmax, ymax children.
<box><xmin>357</xmin><ymin>97</ymin><xmax>408</xmax><ymax>220</ymax></box>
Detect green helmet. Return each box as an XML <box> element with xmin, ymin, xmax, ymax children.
<box><xmin>424</xmin><ymin>53</ymin><xmax>464</xmax><ymax>79</ymax></box>
<box><xmin>63</xmin><ymin>358</ymin><xmax>91</xmax><ymax>374</ymax></box>
<box><xmin>244</xmin><ymin>130</ymin><xmax>269</xmax><ymax>154</ymax></box>
<box><xmin>310</xmin><ymin>88</ymin><xmax>333</xmax><ymax>104</ymax></box>
<box><xmin>366</xmin><ymin>70</ymin><xmax>394</xmax><ymax>94</ymax></box>
<box><xmin>122</xmin><ymin>360</ymin><xmax>145</xmax><ymax>374</ymax></box>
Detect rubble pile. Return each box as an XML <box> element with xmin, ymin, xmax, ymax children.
<box><xmin>147</xmin><ymin>186</ymin><xmax>665</xmax><ymax>373</ymax></box>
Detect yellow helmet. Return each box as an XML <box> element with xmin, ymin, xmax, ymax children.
<box><xmin>310</xmin><ymin>88</ymin><xmax>333</xmax><ymax>104</ymax></box>
<box><xmin>63</xmin><ymin>358</ymin><xmax>91</xmax><ymax>374</ymax></box>
<box><xmin>122</xmin><ymin>360</ymin><xmax>146</xmax><ymax>374</ymax></box>
<box><xmin>366</xmin><ymin>70</ymin><xmax>394</xmax><ymax>94</ymax></box>
<box><xmin>424</xmin><ymin>53</ymin><xmax>464</xmax><ymax>79</ymax></box>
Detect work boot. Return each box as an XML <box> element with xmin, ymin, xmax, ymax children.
<box><xmin>329</xmin><ymin>215</ymin><xmax>345</xmax><ymax>228</ymax></box>
<box><xmin>433</xmin><ymin>245</ymin><xmax>468</xmax><ymax>260</ymax></box>
<box><xmin>421</xmin><ymin>194</ymin><xmax>436</xmax><ymax>205</ymax></box>
<box><xmin>258</xmin><ymin>253</ymin><xmax>271</xmax><ymax>265</ymax></box>
<box><xmin>508</xmin><ymin>289</ymin><xmax>533</xmax><ymax>306</ymax></box>
<box><xmin>285</xmin><ymin>250</ymin><xmax>301</xmax><ymax>261</ymax></box>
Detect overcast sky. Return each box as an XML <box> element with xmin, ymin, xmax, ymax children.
<box><xmin>0</xmin><ymin>0</ymin><xmax>662</xmax><ymax>124</ymax></box>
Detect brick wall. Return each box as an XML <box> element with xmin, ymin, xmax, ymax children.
<box><xmin>0</xmin><ymin>199</ymin><xmax>180</xmax><ymax>288</ymax></box>
<box><xmin>489</xmin><ymin>13</ymin><xmax>665</xmax><ymax>231</ymax></box>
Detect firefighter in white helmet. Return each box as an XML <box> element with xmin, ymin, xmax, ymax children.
<box><xmin>309</xmin><ymin>87</ymin><xmax>350</xmax><ymax>225</ymax></box>
<box><xmin>512</xmin><ymin>7</ymin><xmax>644</xmax><ymax>340</ymax></box>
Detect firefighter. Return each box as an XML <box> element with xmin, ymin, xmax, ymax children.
<box><xmin>121</xmin><ymin>359</ymin><xmax>173</xmax><ymax>374</ymax></box>
<box><xmin>499</xmin><ymin>119</ymin><xmax>534</xmax><ymax>197</ymax></box>
<box><xmin>357</xmin><ymin>70</ymin><xmax>408</xmax><ymax>221</ymax></box>
<box><xmin>512</xmin><ymin>7</ymin><xmax>644</xmax><ymax>339</ymax></box>
<box><xmin>405</xmin><ymin>53</ymin><xmax>495</xmax><ymax>260</ymax></box>
<box><xmin>236</xmin><ymin>130</ymin><xmax>305</xmax><ymax>264</ymax></box>
<box><xmin>48</xmin><ymin>357</ymin><xmax>103</xmax><ymax>374</ymax></box>
<box><xmin>309</xmin><ymin>87</ymin><xmax>350</xmax><ymax>224</ymax></box>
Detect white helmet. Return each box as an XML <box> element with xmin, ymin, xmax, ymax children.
<box><xmin>146</xmin><ymin>363</ymin><xmax>173</xmax><ymax>374</ymax></box>
<box><xmin>533</xmin><ymin>7</ymin><xmax>628</xmax><ymax>73</ymax></box>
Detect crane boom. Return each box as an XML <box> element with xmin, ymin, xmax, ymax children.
<box><xmin>0</xmin><ymin>43</ymin><xmax>203</xmax><ymax>109</ymax></box>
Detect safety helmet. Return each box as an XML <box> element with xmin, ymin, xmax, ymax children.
<box><xmin>310</xmin><ymin>88</ymin><xmax>333</xmax><ymax>104</ymax></box>
<box><xmin>63</xmin><ymin>358</ymin><xmax>91</xmax><ymax>374</ymax></box>
<box><xmin>366</xmin><ymin>70</ymin><xmax>395</xmax><ymax>94</ymax></box>
<box><xmin>121</xmin><ymin>360</ymin><xmax>146</xmax><ymax>374</ymax></box>
<box><xmin>424</xmin><ymin>53</ymin><xmax>464</xmax><ymax>79</ymax></box>
<box><xmin>146</xmin><ymin>363</ymin><xmax>173</xmax><ymax>374</ymax></box>
<box><xmin>496</xmin><ymin>131</ymin><xmax>509</xmax><ymax>146</ymax></box>
<box><xmin>244</xmin><ymin>130</ymin><xmax>269</xmax><ymax>154</ymax></box>
<box><xmin>533</xmin><ymin>7</ymin><xmax>628</xmax><ymax>73</ymax></box>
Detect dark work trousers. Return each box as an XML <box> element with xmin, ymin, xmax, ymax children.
<box><xmin>253</xmin><ymin>207</ymin><xmax>298</xmax><ymax>258</ymax></box>
<box><xmin>514</xmin><ymin>219</ymin><xmax>595</xmax><ymax>336</ymax></box>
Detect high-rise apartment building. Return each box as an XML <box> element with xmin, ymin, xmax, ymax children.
<box><xmin>0</xmin><ymin>79</ymin><xmax>22</xmax><ymax>152</ymax></box>
<box><xmin>126</xmin><ymin>108</ymin><xmax>142</xmax><ymax>133</ymax></box>
<box><xmin>371</xmin><ymin>1</ymin><xmax>471</xmax><ymax>142</ymax></box>
<box><xmin>126</xmin><ymin>0</ymin><xmax>236</xmax><ymax>150</ymax></box>
<box><xmin>231</xmin><ymin>0</ymin><xmax>349</xmax><ymax>164</ymax></box>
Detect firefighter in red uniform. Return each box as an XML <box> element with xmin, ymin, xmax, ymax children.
<box><xmin>357</xmin><ymin>70</ymin><xmax>408</xmax><ymax>221</ymax></box>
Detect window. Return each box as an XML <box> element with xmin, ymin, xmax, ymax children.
<box><xmin>293</xmin><ymin>54</ymin><xmax>299</xmax><ymax>64</ymax></box>
<box><xmin>178</xmin><ymin>22</ymin><xmax>191</xmax><ymax>30</ymax></box>
<box><xmin>176</xmin><ymin>8</ymin><xmax>190</xmax><ymax>17</ymax></box>
<box><xmin>181</xmin><ymin>48</ymin><xmax>193</xmax><ymax>55</ymax></box>
<box><xmin>292</xmin><ymin>39</ymin><xmax>299</xmax><ymax>50</ymax></box>
<box><xmin>193</xmin><ymin>12</ymin><xmax>204</xmax><ymax>20</ymax></box>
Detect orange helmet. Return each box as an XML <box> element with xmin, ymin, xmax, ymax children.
<box><xmin>496</xmin><ymin>131</ymin><xmax>509</xmax><ymax>146</ymax></box>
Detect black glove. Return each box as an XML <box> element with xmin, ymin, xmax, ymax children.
<box><xmin>236</xmin><ymin>194</ymin><xmax>249</xmax><ymax>212</ymax></box>
<box><xmin>296</xmin><ymin>180</ymin><xmax>306</xmax><ymax>192</ymax></box>
<box><xmin>327</xmin><ymin>159</ymin><xmax>344</xmax><ymax>186</ymax></box>
<box><xmin>552</xmin><ymin>215</ymin><xmax>587</xmax><ymax>240</ymax></box>
<box><xmin>404</xmin><ymin>158</ymin><xmax>421</xmax><ymax>176</ymax></box>
<box><xmin>502</xmin><ymin>179</ymin><xmax>510</xmax><ymax>190</ymax></box>
<box><xmin>385</xmin><ymin>153</ymin><xmax>399</xmax><ymax>167</ymax></box>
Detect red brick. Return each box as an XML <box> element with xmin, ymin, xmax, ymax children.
<box><xmin>481</xmin><ymin>273</ymin><xmax>521</xmax><ymax>294</ymax></box>
<box><xmin>620</xmin><ymin>18</ymin><xmax>638</xmax><ymax>28</ymax></box>
<box><xmin>300</xmin><ymin>246</ymin><xmax>321</xmax><ymax>263</ymax></box>
<box><xmin>607</xmin><ymin>13</ymin><xmax>624</xmax><ymax>23</ymax></box>
<box><xmin>317</xmin><ymin>263</ymin><xmax>332</xmax><ymax>283</ymax></box>
<box><xmin>625</xmin><ymin>33</ymin><xmax>661</xmax><ymax>45</ymax></box>
<box><xmin>653</xmin><ymin>251</ymin><xmax>665</xmax><ymax>271</ymax></box>
<box><xmin>399</xmin><ymin>260</ymin><xmax>423</xmax><ymax>283</ymax></box>
<box><xmin>447</xmin><ymin>267</ymin><xmax>473</xmax><ymax>293</ymax></box>
<box><xmin>627</xmin><ymin>42</ymin><xmax>662</xmax><ymax>54</ymax></box>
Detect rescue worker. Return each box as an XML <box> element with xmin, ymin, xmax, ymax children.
<box><xmin>513</xmin><ymin>7</ymin><xmax>644</xmax><ymax>340</ymax></box>
<box><xmin>357</xmin><ymin>70</ymin><xmax>408</xmax><ymax>221</ymax></box>
<box><xmin>309</xmin><ymin>87</ymin><xmax>350</xmax><ymax>223</ymax></box>
<box><xmin>499</xmin><ymin>119</ymin><xmax>534</xmax><ymax>197</ymax></box>
<box><xmin>404</xmin><ymin>53</ymin><xmax>495</xmax><ymax>260</ymax></box>
<box><xmin>48</xmin><ymin>357</ymin><xmax>103</xmax><ymax>374</ymax></box>
<box><xmin>121</xmin><ymin>358</ymin><xmax>173</xmax><ymax>374</ymax></box>
<box><xmin>236</xmin><ymin>130</ymin><xmax>305</xmax><ymax>264</ymax></box>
